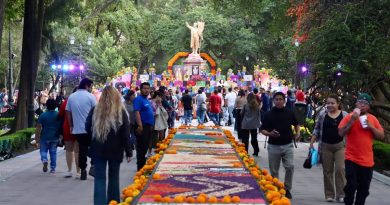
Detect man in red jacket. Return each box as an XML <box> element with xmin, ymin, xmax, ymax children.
<box><xmin>208</xmin><ymin>90</ymin><xmax>222</xmax><ymax>125</ymax></box>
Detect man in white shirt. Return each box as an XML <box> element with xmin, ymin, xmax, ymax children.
<box><xmin>225</xmin><ymin>87</ymin><xmax>237</xmax><ymax>126</ymax></box>
<box><xmin>66</xmin><ymin>78</ymin><xmax>97</xmax><ymax>180</ymax></box>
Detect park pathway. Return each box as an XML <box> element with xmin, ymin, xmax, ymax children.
<box><xmin>0</xmin><ymin>122</ymin><xmax>388</xmax><ymax>205</ymax></box>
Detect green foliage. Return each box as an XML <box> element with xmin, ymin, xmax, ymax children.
<box><xmin>373</xmin><ymin>140</ymin><xmax>390</xmax><ymax>171</ymax></box>
<box><xmin>5</xmin><ymin>0</ymin><xmax>24</xmax><ymax>21</ymax></box>
<box><xmin>292</xmin><ymin>122</ymin><xmax>312</xmax><ymax>142</ymax></box>
<box><xmin>39</xmin><ymin>0</ymin><xmax>294</xmax><ymax>84</ymax></box>
<box><xmin>0</xmin><ymin>22</ymin><xmax>23</xmax><ymax>89</ymax></box>
<box><xmin>0</xmin><ymin>118</ymin><xmax>14</xmax><ymax>129</ymax></box>
<box><xmin>86</xmin><ymin>31</ymin><xmax>124</xmax><ymax>83</ymax></box>
<box><xmin>305</xmin><ymin>118</ymin><xmax>315</xmax><ymax>131</ymax></box>
<box><xmin>298</xmin><ymin>0</ymin><xmax>390</xmax><ymax>91</ymax></box>
<box><xmin>0</xmin><ymin>128</ymin><xmax>35</xmax><ymax>152</ymax></box>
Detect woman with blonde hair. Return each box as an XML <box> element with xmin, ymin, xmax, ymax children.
<box><xmin>85</xmin><ymin>86</ymin><xmax>131</xmax><ymax>205</ymax></box>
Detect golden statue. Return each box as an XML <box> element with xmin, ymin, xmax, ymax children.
<box><xmin>186</xmin><ymin>21</ymin><xmax>205</xmax><ymax>54</ymax></box>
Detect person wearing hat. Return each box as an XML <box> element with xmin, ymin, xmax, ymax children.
<box><xmin>293</xmin><ymin>91</ymin><xmax>307</xmax><ymax>126</ymax></box>
<box><xmin>338</xmin><ymin>93</ymin><xmax>384</xmax><ymax>205</ymax></box>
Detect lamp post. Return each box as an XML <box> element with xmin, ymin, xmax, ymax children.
<box><xmin>69</xmin><ymin>36</ymin><xmax>93</xmax><ymax>81</ymax></box>
<box><xmin>301</xmin><ymin>65</ymin><xmax>308</xmax><ymax>91</ymax></box>
<box><xmin>7</xmin><ymin>23</ymin><xmax>14</xmax><ymax>105</ymax></box>
<box><xmin>245</xmin><ymin>56</ymin><xmax>249</xmax><ymax>72</ymax></box>
<box><xmin>294</xmin><ymin>39</ymin><xmax>300</xmax><ymax>88</ymax></box>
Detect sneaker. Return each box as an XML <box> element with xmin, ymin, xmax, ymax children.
<box><xmin>80</xmin><ymin>170</ymin><xmax>87</xmax><ymax>180</ymax></box>
<box><xmin>50</xmin><ymin>169</ymin><xmax>55</xmax><ymax>174</ymax></box>
<box><xmin>326</xmin><ymin>198</ymin><xmax>334</xmax><ymax>202</ymax></box>
<box><xmin>285</xmin><ymin>190</ymin><xmax>292</xmax><ymax>199</ymax></box>
<box><xmin>89</xmin><ymin>166</ymin><xmax>95</xmax><ymax>177</ymax></box>
<box><xmin>146</xmin><ymin>152</ymin><xmax>152</xmax><ymax>158</ymax></box>
<box><xmin>43</xmin><ymin>162</ymin><xmax>48</xmax><ymax>173</ymax></box>
<box><xmin>64</xmin><ymin>171</ymin><xmax>73</xmax><ymax>178</ymax></box>
<box><xmin>336</xmin><ymin>197</ymin><xmax>344</xmax><ymax>203</ymax></box>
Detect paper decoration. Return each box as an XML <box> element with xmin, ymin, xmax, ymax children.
<box><xmin>196</xmin><ymin>81</ymin><xmax>206</xmax><ymax>87</ymax></box>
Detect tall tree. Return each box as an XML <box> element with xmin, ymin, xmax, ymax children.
<box><xmin>291</xmin><ymin>0</ymin><xmax>390</xmax><ymax>141</ymax></box>
<box><xmin>12</xmin><ymin>0</ymin><xmax>45</xmax><ymax>130</ymax></box>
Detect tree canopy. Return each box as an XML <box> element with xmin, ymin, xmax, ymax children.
<box><xmin>1</xmin><ymin>0</ymin><xmax>389</xmax><ymax>139</ymax></box>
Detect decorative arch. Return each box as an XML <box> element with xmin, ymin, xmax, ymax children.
<box><xmin>167</xmin><ymin>52</ymin><xmax>216</xmax><ymax>75</ymax></box>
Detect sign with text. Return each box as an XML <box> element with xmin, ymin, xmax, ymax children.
<box><xmin>139</xmin><ymin>74</ymin><xmax>149</xmax><ymax>82</ymax></box>
<box><xmin>243</xmin><ymin>75</ymin><xmax>253</xmax><ymax>81</ymax></box>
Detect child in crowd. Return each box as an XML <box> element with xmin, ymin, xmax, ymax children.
<box><xmin>35</xmin><ymin>99</ymin><xmax>61</xmax><ymax>173</ymax></box>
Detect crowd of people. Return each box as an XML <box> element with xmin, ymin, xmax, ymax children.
<box><xmin>32</xmin><ymin>78</ymin><xmax>385</xmax><ymax>205</ymax></box>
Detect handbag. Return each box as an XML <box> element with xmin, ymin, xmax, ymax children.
<box><xmin>303</xmin><ymin>148</ymin><xmax>312</xmax><ymax>169</ymax></box>
<box><xmin>311</xmin><ymin>148</ymin><xmax>319</xmax><ymax>166</ymax></box>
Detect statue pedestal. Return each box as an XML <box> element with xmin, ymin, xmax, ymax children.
<box><xmin>184</xmin><ymin>54</ymin><xmax>207</xmax><ymax>76</ymax></box>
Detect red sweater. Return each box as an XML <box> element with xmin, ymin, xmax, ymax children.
<box><xmin>59</xmin><ymin>100</ymin><xmax>75</xmax><ymax>141</ymax></box>
<box><xmin>209</xmin><ymin>94</ymin><xmax>221</xmax><ymax>114</ymax></box>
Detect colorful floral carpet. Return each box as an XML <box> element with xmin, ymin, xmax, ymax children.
<box><xmin>134</xmin><ymin>128</ymin><xmax>268</xmax><ymax>205</ymax></box>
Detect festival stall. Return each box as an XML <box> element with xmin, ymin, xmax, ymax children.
<box><xmin>111</xmin><ymin>126</ymin><xmax>291</xmax><ymax>205</ymax></box>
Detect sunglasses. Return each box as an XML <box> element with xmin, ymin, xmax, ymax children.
<box><xmin>356</xmin><ymin>100</ymin><xmax>370</xmax><ymax>105</ymax></box>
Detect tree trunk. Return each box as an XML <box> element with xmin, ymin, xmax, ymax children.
<box><xmin>28</xmin><ymin>0</ymin><xmax>45</xmax><ymax>127</ymax></box>
<box><xmin>12</xmin><ymin>0</ymin><xmax>45</xmax><ymax>131</ymax></box>
<box><xmin>371</xmin><ymin>84</ymin><xmax>390</xmax><ymax>142</ymax></box>
<box><xmin>0</xmin><ymin>0</ymin><xmax>6</xmax><ymax>55</ymax></box>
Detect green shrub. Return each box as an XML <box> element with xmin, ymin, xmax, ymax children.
<box><xmin>0</xmin><ymin>128</ymin><xmax>35</xmax><ymax>153</ymax></box>
<box><xmin>0</xmin><ymin>118</ymin><xmax>14</xmax><ymax>129</ymax></box>
<box><xmin>305</xmin><ymin>118</ymin><xmax>315</xmax><ymax>131</ymax></box>
<box><xmin>292</xmin><ymin>125</ymin><xmax>312</xmax><ymax>142</ymax></box>
<box><xmin>373</xmin><ymin>140</ymin><xmax>390</xmax><ymax>170</ymax></box>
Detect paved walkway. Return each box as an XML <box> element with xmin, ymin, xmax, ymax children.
<box><xmin>222</xmin><ymin>126</ymin><xmax>389</xmax><ymax>205</ymax></box>
<box><xmin>0</xmin><ymin>123</ymin><xmax>388</xmax><ymax>205</ymax></box>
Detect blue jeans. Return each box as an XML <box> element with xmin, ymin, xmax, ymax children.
<box><xmin>184</xmin><ymin>110</ymin><xmax>193</xmax><ymax>124</ymax></box>
<box><xmin>196</xmin><ymin>108</ymin><xmax>206</xmax><ymax>124</ymax></box>
<box><xmin>40</xmin><ymin>139</ymin><xmax>58</xmax><ymax>170</ymax></box>
<box><xmin>94</xmin><ymin>157</ymin><xmax>121</xmax><ymax>205</ymax></box>
<box><xmin>209</xmin><ymin>113</ymin><xmax>219</xmax><ymax>125</ymax></box>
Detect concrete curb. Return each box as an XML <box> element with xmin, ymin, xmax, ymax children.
<box><xmin>373</xmin><ymin>171</ymin><xmax>390</xmax><ymax>186</ymax></box>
